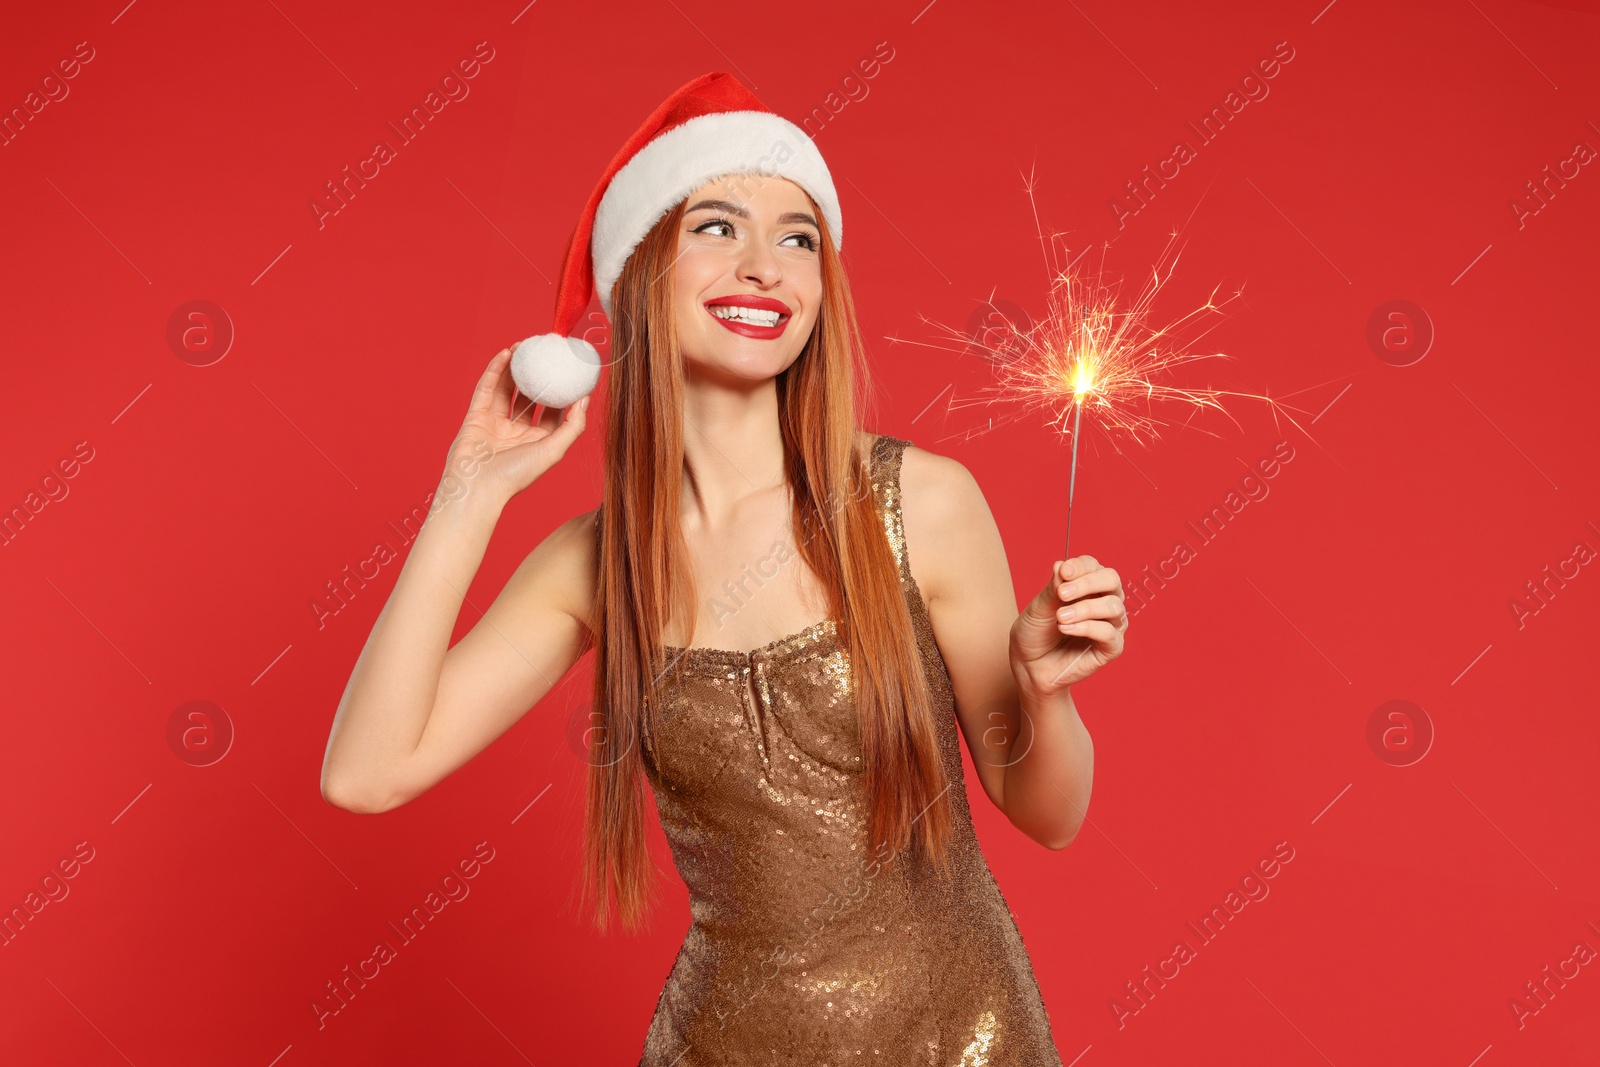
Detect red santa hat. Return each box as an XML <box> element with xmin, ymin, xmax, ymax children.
<box><xmin>509</xmin><ymin>71</ymin><xmax>843</xmax><ymax>409</ymax></box>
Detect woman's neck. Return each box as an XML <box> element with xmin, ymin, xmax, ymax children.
<box><xmin>679</xmin><ymin>373</ymin><xmax>787</xmax><ymax>533</ymax></box>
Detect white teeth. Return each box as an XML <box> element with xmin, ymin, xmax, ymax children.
<box><xmin>709</xmin><ymin>304</ymin><xmax>782</xmax><ymax>326</ymax></box>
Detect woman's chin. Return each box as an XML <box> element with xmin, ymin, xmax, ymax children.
<box><xmin>682</xmin><ymin>345</ymin><xmax>801</xmax><ymax>385</ymax></box>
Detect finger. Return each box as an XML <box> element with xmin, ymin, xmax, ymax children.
<box><xmin>1061</xmin><ymin>555</ymin><xmax>1100</xmax><ymax>580</ymax></box>
<box><xmin>470</xmin><ymin>348</ymin><xmax>514</xmax><ymax>414</ymax></box>
<box><xmin>1055</xmin><ymin>593</ymin><xmax>1121</xmax><ymax>624</ymax></box>
<box><xmin>1068</xmin><ymin>598</ymin><xmax>1132</xmax><ymax>639</ymax></box>
<box><xmin>1045</xmin><ymin>560</ymin><xmax>1066</xmax><ymax>593</ymax></box>
<box><xmin>1057</xmin><ymin>617</ymin><xmax>1118</xmax><ymax>647</ymax></box>
<box><xmin>540</xmin><ymin>393</ymin><xmax>590</xmax><ymax>453</ymax></box>
<box><xmin>1025</xmin><ymin>569</ymin><xmax>1067</xmax><ymax>622</ymax></box>
<box><xmin>491</xmin><ymin>349</ymin><xmax>522</xmax><ymax>417</ymax></box>
<box><xmin>1058</xmin><ymin>565</ymin><xmax>1120</xmax><ymax>603</ymax></box>
<box><xmin>1047</xmin><ymin>559</ymin><xmax>1086</xmax><ymax>595</ymax></box>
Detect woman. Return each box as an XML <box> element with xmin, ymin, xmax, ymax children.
<box><xmin>322</xmin><ymin>73</ymin><xmax>1127</xmax><ymax>1065</ymax></box>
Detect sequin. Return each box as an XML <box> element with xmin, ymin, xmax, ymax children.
<box><xmin>637</xmin><ymin>435</ymin><xmax>1063</xmax><ymax>1066</ymax></box>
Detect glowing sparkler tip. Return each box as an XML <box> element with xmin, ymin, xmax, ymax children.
<box><xmin>1070</xmin><ymin>360</ymin><xmax>1096</xmax><ymax>400</ymax></box>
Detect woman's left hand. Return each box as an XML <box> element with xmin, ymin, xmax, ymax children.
<box><xmin>1010</xmin><ymin>555</ymin><xmax>1128</xmax><ymax>699</ymax></box>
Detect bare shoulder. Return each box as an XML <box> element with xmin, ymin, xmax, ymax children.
<box><xmin>503</xmin><ymin>504</ymin><xmax>602</xmax><ymax>643</ymax></box>
<box><xmin>895</xmin><ymin>440</ymin><xmax>994</xmax><ymax>607</ymax></box>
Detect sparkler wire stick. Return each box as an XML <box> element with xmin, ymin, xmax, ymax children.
<box><xmin>1064</xmin><ymin>397</ymin><xmax>1082</xmax><ymax>564</ymax></box>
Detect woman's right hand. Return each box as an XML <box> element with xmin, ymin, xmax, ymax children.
<box><xmin>441</xmin><ymin>346</ymin><xmax>590</xmax><ymax>511</ymax></box>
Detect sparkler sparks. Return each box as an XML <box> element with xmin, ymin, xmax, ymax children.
<box><xmin>894</xmin><ymin>178</ymin><xmax>1319</xmax><ymax>560</ymax></box>
<box><xmin>985</xmin><ymin>238</ymin><xmax>1243</xmax><ymax>443</ymax></box>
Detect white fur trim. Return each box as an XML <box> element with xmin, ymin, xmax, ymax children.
<box><xmin>509</xmin><ymin>333</ymin><xmax>601</xmax><ymax>408</ymax></box>
<box><xmin>591</xmin><ymin>110</ymin><xmax>842</xmax><ymax>317</ymax></box>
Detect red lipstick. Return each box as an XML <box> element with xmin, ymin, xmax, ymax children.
<box><xmin>703</xmin><ymin>294</ymin><xmax>792</xmax><ymax>340</ymax></box>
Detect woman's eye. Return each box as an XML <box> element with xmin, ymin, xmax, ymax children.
<box><xmin>691</xmin><ymin>219</ymin><xmax>817</xmax><ymax>251</ymax></box>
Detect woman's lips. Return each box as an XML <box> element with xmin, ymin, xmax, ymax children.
<box><xmin>705</xmin><ymin>303</ymin><xmax>790</xmax><ymax>340</ymax></box>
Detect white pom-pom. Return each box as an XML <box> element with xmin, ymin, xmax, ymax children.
<box><xmin>509</xmin><ymin>334</ymin><xmax>601</xmax><ymax>409</ymax></box>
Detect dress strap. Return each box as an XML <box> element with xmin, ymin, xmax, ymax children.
<box><xmin>869</xmin><ymin>434</ymin><xmax>915</xmax><ymax>588</ymax></box>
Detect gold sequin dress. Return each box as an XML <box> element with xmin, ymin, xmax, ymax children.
<box><xmin>637</xmin><ymin>435</ymin><xmax>1064</xmax><ymax>1066</ymax></box>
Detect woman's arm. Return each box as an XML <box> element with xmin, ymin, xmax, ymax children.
<box><xmin>320</xmin><ymin>348</ymin><xmax>592</xmax><ymax>813</ymax></box>
<box><xmin>902</xmin><ymin>445</ymin><xmax>1123</xmax><ymax>850</ymax></box>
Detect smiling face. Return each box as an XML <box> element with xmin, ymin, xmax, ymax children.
<box><xmin>672</xmin><ymin>175</ymin><xmax>825</xmax><ymax>385</ymax></box>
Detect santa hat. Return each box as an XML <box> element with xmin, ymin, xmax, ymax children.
<box><xmin>509</xmin><ymin>71</ymin><xmax>844</xmax><ymax>409</ymax></box>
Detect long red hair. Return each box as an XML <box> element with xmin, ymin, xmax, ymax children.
<box><xmin>580</xmin><ymin>192</ymin><xmax>951</xmax><ymax>932</ymax></box>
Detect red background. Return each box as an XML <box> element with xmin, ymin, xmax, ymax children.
<box><xmin>3</xmin><ymin>0</ymin><xmax>1598</xmax><ymax>1063</ymax></box>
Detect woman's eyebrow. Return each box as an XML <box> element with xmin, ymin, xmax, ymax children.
<box><xmin>684</xmin><ymin>198</ymin><xmax>819</xmax><ymax>228</ymax></box>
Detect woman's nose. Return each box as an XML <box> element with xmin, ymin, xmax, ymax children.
<box><xmin>737</xmin><ymin>242</ymin><xmax>782</xmax><ymax>287</ymax></box>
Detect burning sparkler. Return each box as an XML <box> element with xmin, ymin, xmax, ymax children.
<box><xmin>899</xmin><ymin>178</ymin><xmax>1317</xmax><ymax>562</ymax></box>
